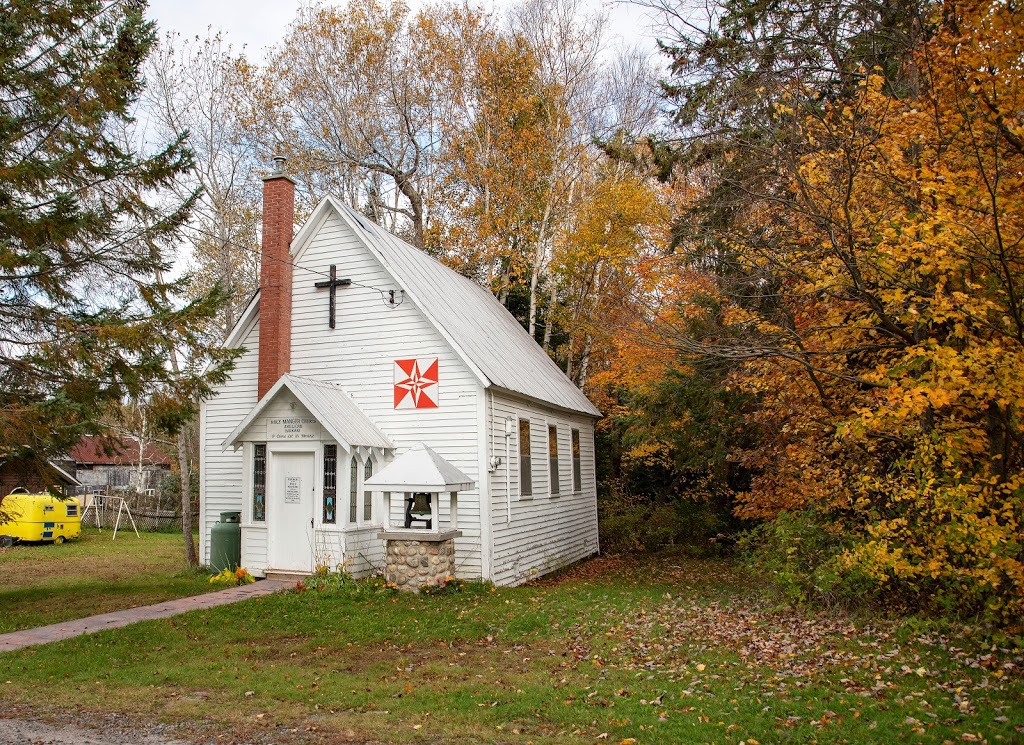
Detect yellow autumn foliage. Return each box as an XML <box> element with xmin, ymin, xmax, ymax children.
<box><xmin>724</xmin><ymin>0</ymin><xmax>1024</xmax><ymax>620</ymax></box>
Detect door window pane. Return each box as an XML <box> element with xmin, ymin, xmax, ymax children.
<box><xmin>253</xmin><ymin>444</ymin><xmax>266</xmax><ymax>521</ymax></box>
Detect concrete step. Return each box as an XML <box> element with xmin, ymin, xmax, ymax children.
<box><xmin>263</xmin><ymin>569</ymin><xmax>312</xmax><ymax>583</ymax></box>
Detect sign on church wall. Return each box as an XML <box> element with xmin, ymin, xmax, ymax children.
<box><xmin>268</xmin><ymin>417</ymin><xmax>318</xmax><ymax>440</ymax></box>
<box><xmin>394</xmin><ymin>358</ymin><xmax>439</xmax><ymax>409</ymax></box>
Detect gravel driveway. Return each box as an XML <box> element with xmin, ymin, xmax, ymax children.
<box><xmin>0</xmin><ymin>716</ymin><xmax>189</xmax><ymax>745</ymax></box>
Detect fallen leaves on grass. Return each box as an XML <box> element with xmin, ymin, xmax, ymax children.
<box><xmin>554</xmin><ymin>569</ymin><xmax>1022</xmax><ymax>745</ymax></box>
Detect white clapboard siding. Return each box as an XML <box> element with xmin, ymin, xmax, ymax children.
<box><xmin>319</xmin><ymin>197</ymin><xmax>599</xmax><ymax>417</ymax></box>
<box><xmin>242</xmin><ymin>525</ymin><xmax>268</xmax><ymax>574</ymax></box>
<box><xmin>342</xmin><ymin>527</ymin><xmax>386</xmax><ymax>575</ymax></box>
<box><xmin>200</xmin><ymin>321</ymin><xmax>259</xmax><ymax>566</ymax></box>
<box><xmin>203</xmin><ymin>197</ymin><xmax>602</xmax><ymax>585</ymax></box>
<box><xmin>288</xmin><ymin>211</ymin><xmax>483</xmax><ymax>578</ymax></box>
<box><xmin>485</xmin><ymin>390</ymin><xmax>600</xmax><ymax>586</ymax></box>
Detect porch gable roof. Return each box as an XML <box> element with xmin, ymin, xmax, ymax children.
<box><xmin>364</xmin><ymin>442</ymin><xmax>474</xmax><ymax>492</ymax></box>
<box><xmin>223</xmin><ymin>374</ymin><xmax>393</xmax><ymax>452</ymax></box>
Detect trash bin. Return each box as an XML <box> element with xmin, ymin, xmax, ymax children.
<box><xmin>210</xmin><ymin>511</ymin><xmax>241</xmax><ymax>573</ymax></box>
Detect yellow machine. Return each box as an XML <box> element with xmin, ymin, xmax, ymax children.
<box><xmin>0</xmin><ymin>490</ymin><xmax>82</xmax><ymax>545</ymax></box>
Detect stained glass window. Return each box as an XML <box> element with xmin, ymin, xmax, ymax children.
<box><xmin>323</xmin><ymin>444</ymin><xmax>337</xmax><ymax>524</ymax></box>
<box><xmin>363</xmin><ymin>459</ymin><xmax>373</xmax><ymax>522</ymax></box>
<box><xmin>253</xmin><ymin>444</ymin><xmax>266</xmax><ymax>521</ymax></box>
<box><xmin>349</xmin><ymin>457</ymin><xmax>359</xmax><ymax>524</ymax></box>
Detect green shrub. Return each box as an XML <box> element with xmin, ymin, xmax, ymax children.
<box><xmin>737</xmin><ymin>510</ymin><xmax>875</xmax><ymax>608</ymax></box>
<box><xmin>598</xmin><ymin>486</ymin><xmax>736</xmax><ymax>555</ymax></box>
<box><xmin>305</xmin><ymin>567</ymin><xmax>397</xmax><ymax>599</ymax></box>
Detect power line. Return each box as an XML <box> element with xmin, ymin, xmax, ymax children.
<box><xmin>179</xmin><ymin>222</ymin><xmax>405</xmax><ymax>307</ymax></box>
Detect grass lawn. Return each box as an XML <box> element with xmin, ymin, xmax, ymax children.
<box><xmin>1</xmin><ymin>555</ymin><xmax>1021</xmax><ymax>744</ymax></box>
<box><xmin>0</xmin><ymin>528</ymin><xmax>213</xmax><ymax>633</ymax></box>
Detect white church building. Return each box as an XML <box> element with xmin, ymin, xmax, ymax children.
<box><xmin>199</xmin><ymin>160</ymin><xmax>601</xmax><ymax>587</ymax></box>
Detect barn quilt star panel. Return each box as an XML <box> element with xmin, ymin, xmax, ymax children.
<box><xmin>394</xmin><ymin>358</ymin><xmax>439</xmax><ymax>409</ymax></box>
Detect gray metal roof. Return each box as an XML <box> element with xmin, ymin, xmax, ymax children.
<box><xmin>364</xmin><ymin>442</ymin><xmax>475</xmax><ymax>492</ymax></box>
<box><xmin>224</xmin><ymin>374</ymin><xmax>393</xmax><ymax>451</ymax></box>
<box><xmin>328</xmin><ymin>198</ymin><xmax>601</xmax><ymax>417</ymax></box>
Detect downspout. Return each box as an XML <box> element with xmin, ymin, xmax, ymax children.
<box><xmin>505</xmin><ymin>415</ymin><xmax>512</xmax><ymax>525</ymax></box>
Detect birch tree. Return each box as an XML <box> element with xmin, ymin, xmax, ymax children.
<box><xmin>145</xmin><ymin>31</ymin><xmax>261</xmax><ymax>339</ymax></box>
<box><xmin>507</xmin><ymin>0</ymin><xmax>606</xmax><ymax>342</ymax></box>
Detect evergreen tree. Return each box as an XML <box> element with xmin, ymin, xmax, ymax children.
<box><xmin>654</xmin><ymin>0</ymin><xmax>929</xmax><ymax>284</ymax></box>
<box><xmin>0</xmin><ymin>0</ymin><xmax>236</xmax><ymax>473</ymax></box>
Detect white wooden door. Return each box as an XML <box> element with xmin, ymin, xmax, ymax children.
<box><xmin>269</xmin><ymin>450</ymin><xmax>316</xmax><ymax>572</ymax></box>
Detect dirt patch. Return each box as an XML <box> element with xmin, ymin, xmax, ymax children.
<box><xmin>0</xmin><ymin>712</ymin><xmax>189</xmax><ymax>745</ymax></box>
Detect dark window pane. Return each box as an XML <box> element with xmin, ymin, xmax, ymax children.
<box><xmin>519</xmin><ymin>419</ymin><xmax>532</xmax><ymax>497</ymax></box>
<box><xmin>363</xmin><ymin>459</ymin><xmax>373</xmax><ymax>521</ymax></box>
<box><xmin>349</xmin><ymin>458</ymin><xmax>358</xmax><ymax>524</ymax></box>
<box><xmin>549</xmin><ymin>425</ymin><xmax>559</xmax><ymax>495</ymax></box>
<box><xmin>572</xmin><ymin>429</ymin><xmax>582</xmax><ymax>492</ymax></box>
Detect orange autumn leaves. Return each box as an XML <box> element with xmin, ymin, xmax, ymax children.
<box><xmin>593</xmin><ymin>0</ymin><xmax>1022</xmax><ymax>621</ymax></box>
<box><xmin>716</xmin><ymin>0</ymin><xmax>1024</xmax><ymax>618</ymax></box>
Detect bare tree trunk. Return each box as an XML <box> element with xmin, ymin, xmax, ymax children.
<box><xmin>544</xmin><ymin>178</ymin><xmax>577</xmax><ymax>351</ymax></box>
<box><xmin>578</xmin><ymin>333</ymin><xmax>593</xmax><ymax>389</ymax></box>
<box><xmin>136</xmin><ymin>404</ymin><xmax>146</xmax><ymax>492</ymax></box>
<box><xmin>497</xmin><ymin>254</ymin><xmax>512</xmax><ymax>305</ymax></box>
<box><xmin>528</xmin><ymin>262</ymin><xmax>541</xmax><ymax>338</ymax></box>
<box><xmin>394</xmin><ymin>172</ymin><xmax>426</xmax><ymax>248</ymax></box>
<box><xmin>528</xmin><ymin>199</ymin><xmax>554</xmax><ymax>337</ymax></box>
<box><xmin>177</xmin><ymin>422</ymin><xmax>199</xmax><ymax>568</ymax></box>
<box><xmin>542</xmin><ymin>279</ymin><xmax>558</xmax><ymax>351</ymax></box>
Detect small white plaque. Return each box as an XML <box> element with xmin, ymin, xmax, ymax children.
<box><xmin>284</xmin><ymin>476</ymin><xmax>302</xmax><ymax>504</ymax></box>
<box><xmin>268</xmin><ymin>417</ymin><xmax>317</xmax><ymax>440</ymax></box>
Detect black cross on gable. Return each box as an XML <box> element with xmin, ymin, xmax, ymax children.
<box><xmin>313</xmin><ymin>264</ymin><xmax>351</xmax><ymax>329</ymax></box>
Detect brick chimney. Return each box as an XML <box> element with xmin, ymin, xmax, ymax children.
<box><xmin>258</xmin><ymin>155</ymin><xmax>295</xmax><ymax>399</ymax></box>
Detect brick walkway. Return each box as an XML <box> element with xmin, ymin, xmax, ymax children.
<box><xmin>0</xmin><ymin>579</ymin><xmax>294</xmax><ymax>653</ymax></box>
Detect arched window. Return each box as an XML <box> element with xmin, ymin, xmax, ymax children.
<box><xmin>363</xmin><ymin>459</ymin><xmax>374</xmax><ymax>522</ymax></box>
<box><xmin>349</xmin><ymin>457</ymin><xmax>359</xmax><ymax>525</ymax></box>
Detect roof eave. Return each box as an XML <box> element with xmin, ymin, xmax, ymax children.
<box><xmin>222</xmin><ymin>290</ymin><xmax>261</xmax><ymax>351</ymax></box>
<box><xmin>488</xmin><ymin>385</ymin><xmax>602</xmax><ymax>419</ymax></box>
<box><xmin>47</xmin><ymin>460</ymin><xmax>81</xmax><ymax>486</ymax></box>
<box><xmin>364</xmin><ymin>480</ymin><xmax>474</xmax><ymax>492</ymax></box>
<box><xmin>222</xmin><ymin>375</ymin><xmax>393</xmax><ymax>452</ymax></box>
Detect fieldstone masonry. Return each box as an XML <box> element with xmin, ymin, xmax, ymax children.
<box><xmin>380</xmin><ymin>529</ymin><xmax>461</xmax><ymax>592</ymax></box>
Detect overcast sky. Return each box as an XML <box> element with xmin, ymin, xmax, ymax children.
<box><xmin>145</xmin><ymin>0</ymin><xmax>663</xmax><ymax>60</ymax></box>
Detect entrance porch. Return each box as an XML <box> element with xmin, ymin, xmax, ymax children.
<box><xmin>223</xmin><ymin>374</ymin><xmax>392</xmax><ymax>577</ymax></box>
